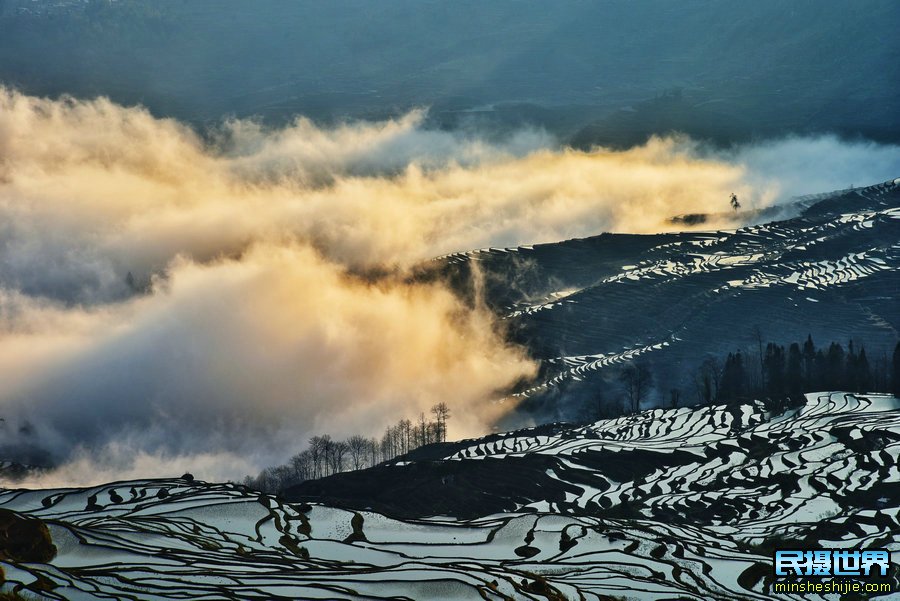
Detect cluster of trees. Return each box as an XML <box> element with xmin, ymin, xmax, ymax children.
<box><xmin>684</xmin><ymin>337</ymin><xmax>900</xmax><ymax>408</ymax></box>
<box><xmin>585</xmin><ymin>338</ymin><xmax>900</xmax><ymax>421</ymax></box>
<box><xmin>244</xmin><ymin>402</ymin><xmax>451</xmax><ymax>493</ymax></box>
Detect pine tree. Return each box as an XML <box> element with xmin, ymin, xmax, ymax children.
<box><xmin>846</xmin><ymin>340</ymin><xmax>858</xmax><ymax>391</ymax></box>
<box><xmin>856</xmin><ymin>347</ymin><xmax>871</xmax><ymax>392</ymax></box>
<box><xmin>814</xmin><ymin>349</ymin><xmax>828</xmax><ymax>391</ymax></box>
<box><xmin>802</xmin><ymin>335</ymin><xmax>816</xmax><ymax>388</ymax></box>
<box><xmin>764</xmin><ymin>343</ymin><xmax>786</xmax><ymax>396</ymax></box>
<box><xmin>826</xmin><ymin>343</ymin><xmax>845</xmax><ymax>390</ymax></box>
<box><xmin>720</xmin><ymin>352</ymin><xmax>746</xmax><ymax>400</ymax></box>
<box><xmin>786</xmin><ymin>343</ymin><xmax>803</xmax><ymax>396</ymax></box>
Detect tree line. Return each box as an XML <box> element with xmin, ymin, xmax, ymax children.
<box><xmin>244</xmin><ymin>402</ymin><xmax>450</xmax><ymax>493</ymax></box>
<box><xmin>687</xmin><ymin>337</ymin><xmax>900</xmax><ymax>406</ymax></box>
<box><xmin>586</xmin><ymin>337</ymin><xmax>900</xmax><ymax>420</ymax></box>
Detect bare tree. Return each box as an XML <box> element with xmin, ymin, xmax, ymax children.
<box><xmin>427</xmin><ymin>421</ymin><xmax>441</xmax><ymax>444</ymax></box>
<box><xmin>274</xmin><ymin>464</ymin><xmax>294</xmax><ymax>488</ymax></box>
<box><xmin>417</xmin><ymin>412</ymin><xmax>428</xmax><ymax>447</ymax></box>
<box><xmin>330</xmin><ymin>441</ymin><xmax>349</xmax><ymax>474</ymax></box>
<box><xmin>619</xmin><ymin>362</ymin><xmax>652</xmax><ymax>413</ymax></box>
<box><xmin>257</xmin><ymin>465</ymin><xmax>292</xmax><ymax>493</ymax></box>
<box><xmin>399</xmin><ymin>419</ymin><xmax>413</xmax><ymax>453</ymax></box>
<box><xmin>380</xmin><ymin>428</ymin><xmax>394</xmax><ymax>462</ymax></box>
<box><xmin>368</xmin><ymin>437</ymin><xmax>379</xmax><ymax>467</ymax></box>
<box><xmin>390</xmin><ymin>423</ymin><xmax>402</xmax><ymax>457</ymax></box>
<box><xmin>308</xmin><ymin>435</ymin><xmax>332</xmax><ymax>479</ymax></box>
<box><xmin>430</xmin><ymin>402</ymin><xmax>451</xmax><ymax>442</ymax></box>
<box><xmin>290</xmin><ymin>450</ymin><xmax>313</xmax><ymax>482</ymax></box>
<box><xmin>255</xmin><ymin>468</ymin><xmax>274</xmax><ymax>492</ymax></box>
<box><xmin>347</xmin><ymin>435</ymin><xmax>368</xmax><ymax>471</ymax></box>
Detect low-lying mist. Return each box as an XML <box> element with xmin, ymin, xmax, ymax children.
<box><xmin>1</xmin><ymin>88</ymin><xmax>898</xmax><ymax>486</ymax></box>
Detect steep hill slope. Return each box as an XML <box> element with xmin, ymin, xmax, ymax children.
<box><xmin>426</xmin><ymin>179</ymin><xmax>900</xmax><ymax>422</ymax></box>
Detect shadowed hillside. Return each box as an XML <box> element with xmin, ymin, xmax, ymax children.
<box><xmin>420</xmin><ymin>179</ymin><xmax>900</xmax><ymax>424</ymax></box>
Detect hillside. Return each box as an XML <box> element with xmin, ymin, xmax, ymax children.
<box><xmin>422</xmin><ymin>179</ymin><xmax>900</xmax><ymax>425</ymax></box>
<box><xmin>0</xmin><ymin>392</ymin><xmax>896</xmax><ymax>599</ymax></box>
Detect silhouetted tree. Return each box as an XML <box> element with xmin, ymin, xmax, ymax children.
<box><xmin>430</xmin><ymin>402</ymin><xmax>451</xmax><ymax>442</ymax></box>
<box><xmin>764</xmin><ymin>343</ymin><xmax>786</xmax><ymax>396</ymax></box>
<box><xmin>329</xmin><ymin>441</ymin><xmax>349</xmax><ymax>474</ymax></box>
<box><xmin>826</xmin><ymin>343</ymin><xmax>845</xmax><ymax>390</ymax></box>
<box><xmin>309</xmin><ymin>435</ymin><xmax>331</xmax><ymax>479</ymax></box>
<box><xmin>382</xmin><ymin>425</ymin><xmax>393</xmax><ymax>458</ymax></box>
<box><xmin>846</xmin><ymin>340</ymin><xmax>859</xmax><ymax>391</ymax></box>
<box><xmin>695</xmin><ymin>335</ymin><xmax>897</xmax><ymax>410</ymax></box>
<box><xmin>786</xmin><ymin>343</ymin><xmax>803</xmax><ymax>396</ymax></box>
<box><xmin>856</xmin><ymin>347</ymin><xmax>871</xmax><ymax>392</ymax></box>
<box><xmin>289</xmin><ymin>450</ymin><xmax>313</xmax><ymax>482</ymax></box>
<box><xmin>620</xmin><ymin>362</ymin><xmax>652</xmax><ymax>412</ymax></box>
<box><xmin>872</xmin><ymin>352</ymin><xmax>889</xmax><ymax>392</ymax></box>
<box><xmin>802</xmin><ymin>335</ymin><xmax>816</xmax><ymax>389</ymax></box>
<box><xmin>427</xmin><ymin>422</ymin><xmax>441</xmax><ymax>444</ymax></box>
<box><xmin>246</xmin><ymin>405</ymin><xmax>464</xmax><ymax>492</ymax></box>
<box><xmin>814</xmin><ymin>349</ymin><xmax>828</xmax><ymax>389</ymax></box>
<box><xmin>273</xmin><ymin>465</ymin><xmax>293</xmax><ymax>488</ymax></box>
<box><xmin>417</xmin><ymin>412</ymin><xmax>428</xmax><ymax>446</ymax></box>
<box><xmin>695</xmin><ymin>357</ymin><xmax>721</xmax><ymax>404</ymax></box>
<box><xmin>347</xmin><ymin>435</ymin><xmax>368</xmax><ymax>471</ymax></box>
<box><xmin>324</xmin><ymin>436</ymin><xmax>338</xmax><ymax>475</ymax></box>
<box><xmin>399</xmin><ymin>419</ymin><xmax>413</xmax><ymax>454</ymax></box>
<box><xmin>368</xmin><ymin>437</ymin><xmax>379</xmax><ymax>467</ymax></box>
<box><xmin>720</xmin><ymin>352</ymin><xmax>746</xmax><ymax>400</ymax></box>
<box><xmin>248</xmin><ymin>335</ymin><xmax>900</xmax><ymax>494</ymax></box>
<box><xmin>754</xmin><ymin>326</ymin><xmax>766</xmax><ymax>391</ymax></box>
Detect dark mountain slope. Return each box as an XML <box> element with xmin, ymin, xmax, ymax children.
<box><xmin>425</xmin><ymin>179</ymin><xmax>900</xmax><ymax>421</ymax></box>
<box><xmin>286</xmin><ymin>393</ymin><xmax>900</xmax><ymax>531</ymax></box>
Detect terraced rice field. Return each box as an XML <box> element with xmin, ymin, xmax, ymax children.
<box><xmin>2</xmin><ymin>392</ymin><xmax>897</xmax><ymax>600</ymax></box>
<box><xmin>431</xmin><ymin>180</ymin><xmax>900</xmax><ymax>416</ymax></box>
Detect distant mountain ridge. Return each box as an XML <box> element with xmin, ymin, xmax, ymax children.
<box><xmin>2</xmin><ymin>0</ymin><xmax>897</xmax><ymax>143</ymax></box>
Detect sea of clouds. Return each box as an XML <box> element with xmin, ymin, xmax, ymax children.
<box><xmin>0</xmin><ymin>88</ymin><xmax>897</xmax><ymax>486</ymax></box>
